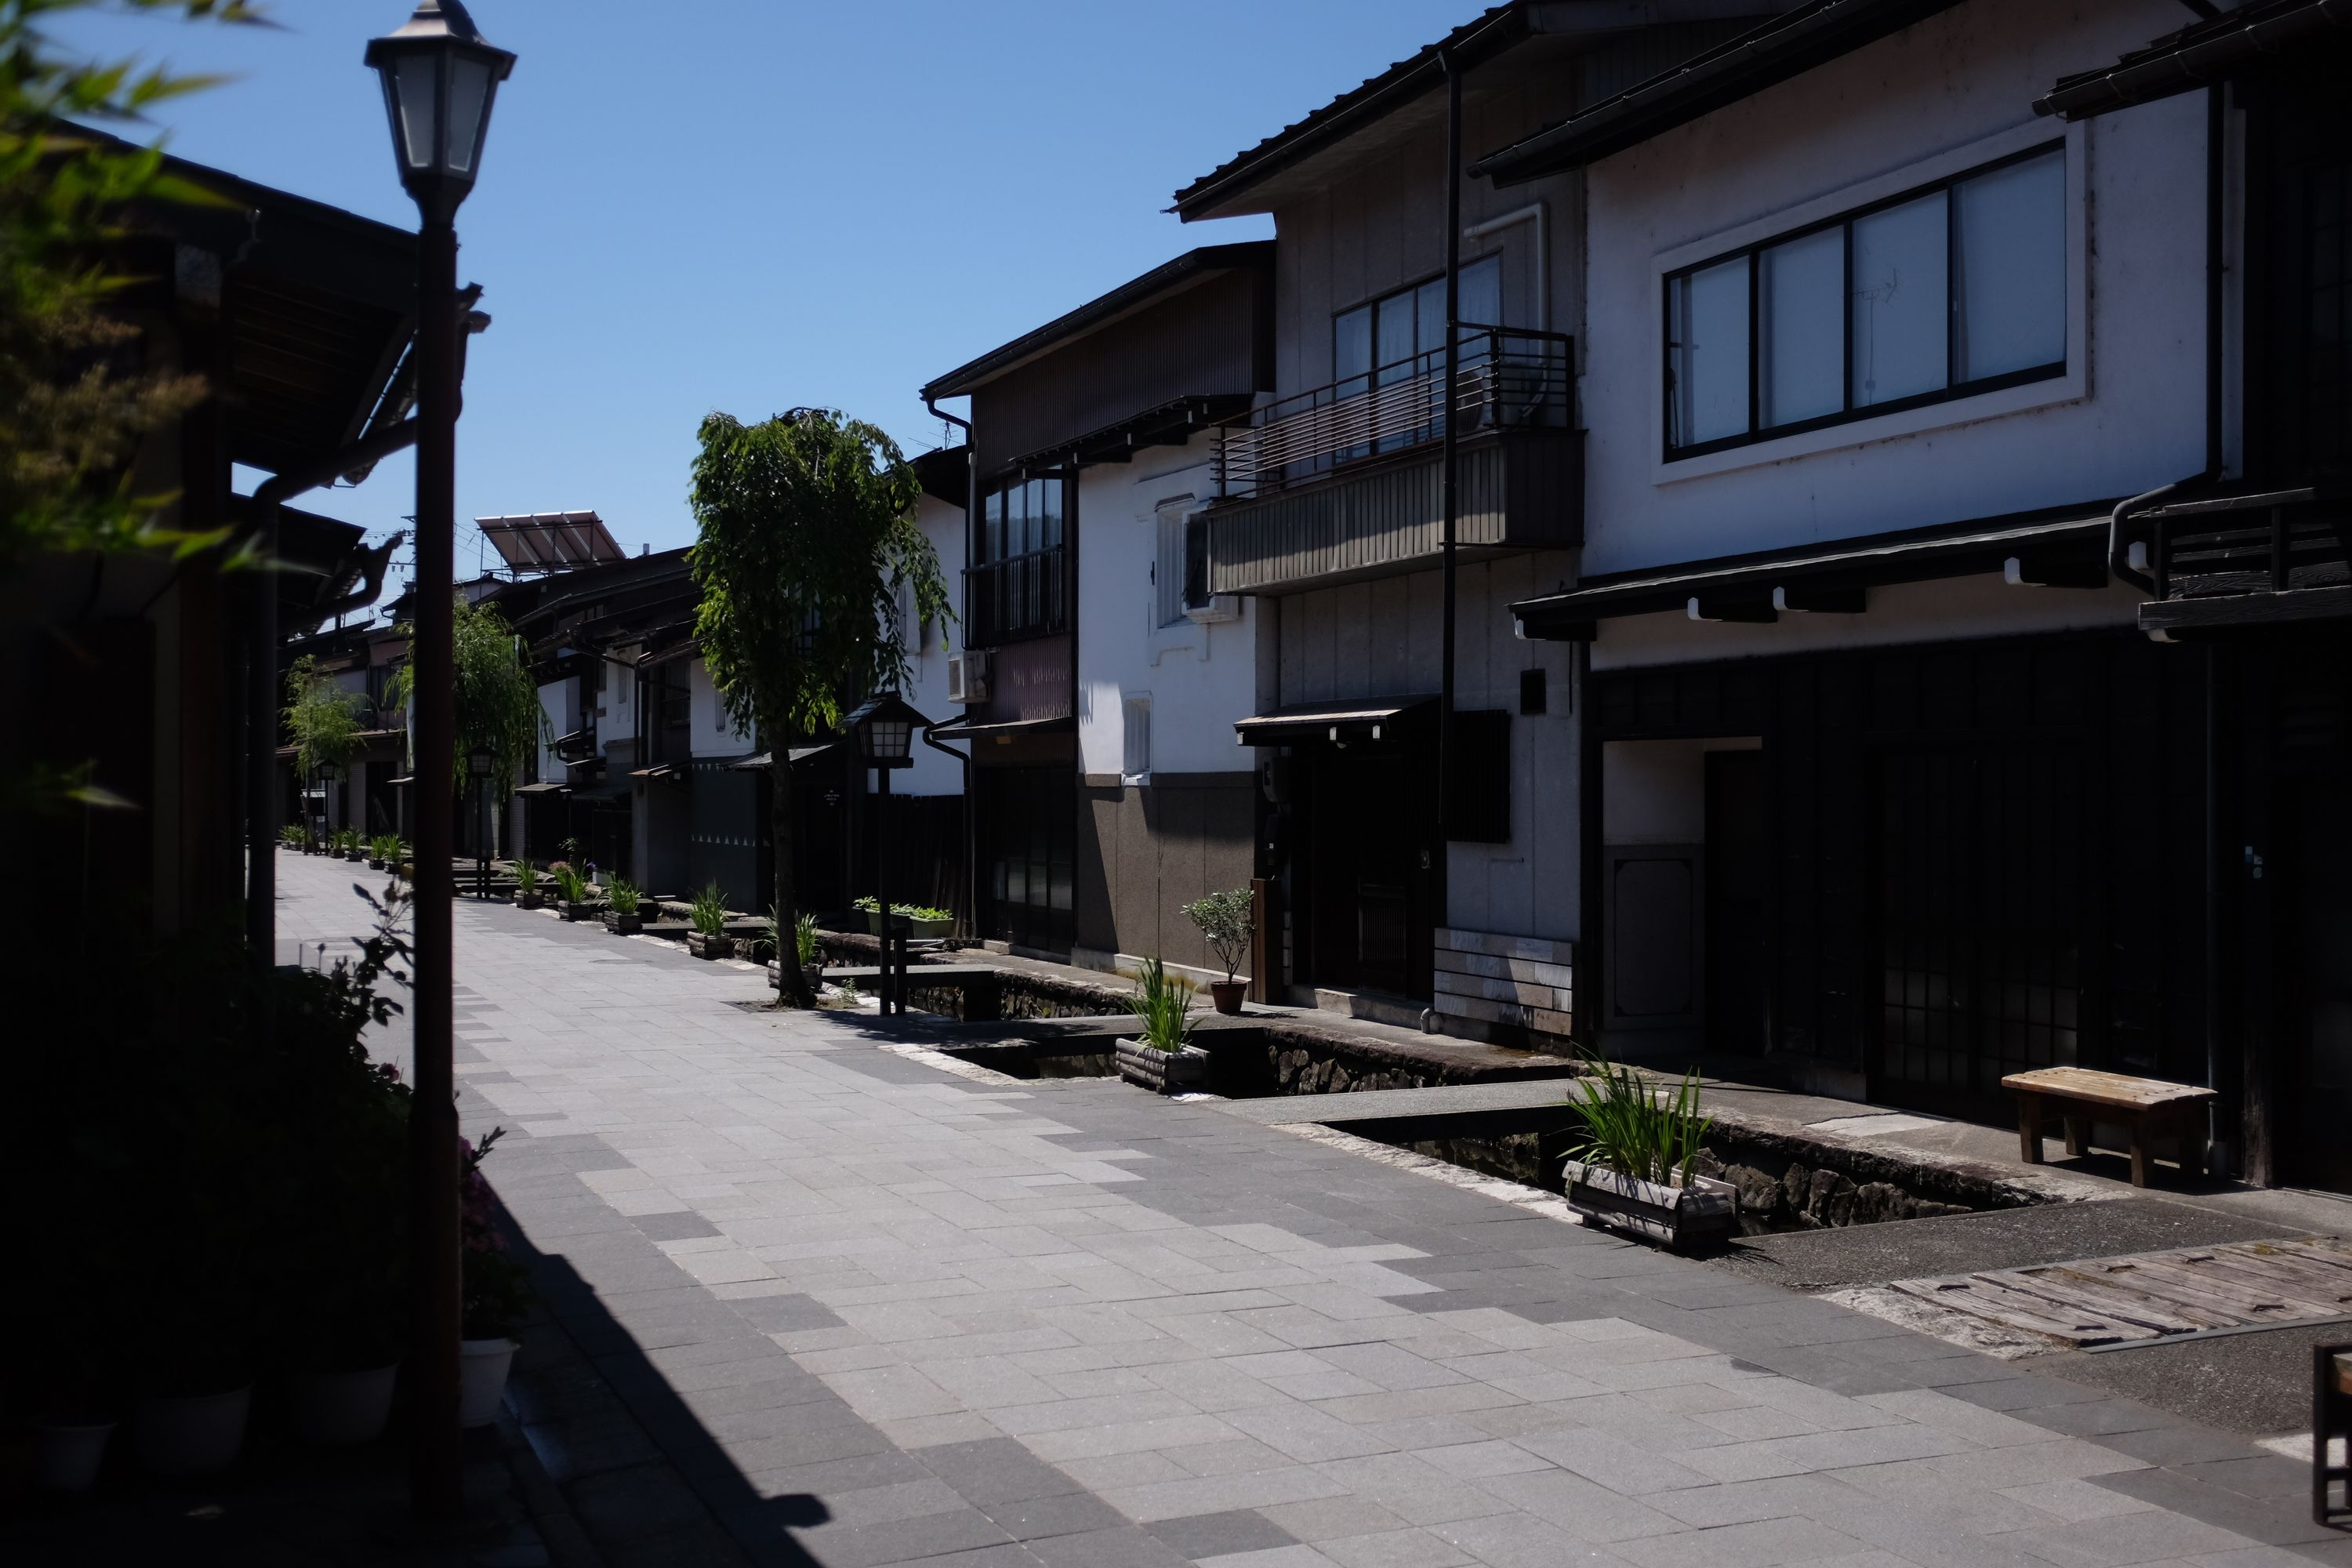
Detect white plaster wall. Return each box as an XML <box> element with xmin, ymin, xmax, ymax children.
<box><xmin>1076</xmin><ymin>435</ymin><xmax>1261</xmax><ymax>780</ymax></box>
<box><xmin>535</xmin><ymin>675</ymin><xmax>575</xmax><ymax>782</ymax></box>
<box><xmin>1579</xmin><ymin>0</ymin><xmax>2206</xmax><ymax>578</ymax></box>
<box><xmin>687</xmin><ymin>659</ymin><xmax>750</xmax><ymax>758</ymax></box>
<box><xmin>1272</xmin><ymin>551</ymin><xmax>1581</xmax><ymax>943</ymax></box>
<box><xmin>900</xmin><ymin>491</ymin><xmax>966</xmax><ymax>797</ymax></box>
<box><xmin>1601</xmin><ymin>736</ymin><xmax>1762</xmax><ymax>844</ymax></box>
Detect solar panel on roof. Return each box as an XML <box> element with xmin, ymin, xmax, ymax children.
<box><xmin>474</xmin><ymin>511</ymin><xmax>626</xmax><ymax>574</ymax></box>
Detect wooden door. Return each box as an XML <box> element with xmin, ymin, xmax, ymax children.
<box><xmin>1705</xmin><ymin>750</ymin><xmax>1769</xmax><ymax>1054</ymax></box>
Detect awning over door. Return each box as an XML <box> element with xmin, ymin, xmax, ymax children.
<box><xmin>924</xmin><ymin>714</ymin><xmax>1076</xmax><ymax>742</ymax></box>
<box><xmin>1232</xmin><ymin>695</ymin><xmax>1436</xmax><ymax>747</ymax></box>
<box><xmin>726</xmin><ymin>741</ymin><xmax>840</xmax><ymax>771</ymax></box>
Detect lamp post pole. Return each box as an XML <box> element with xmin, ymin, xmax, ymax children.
<box><xmin>367</xmin><ymin>0</ymin><xmax>515</xmax><ymax>1523</ymax></box>
<box><xmin>407</xmin><ymin>204</ymin><xmax>463</xmax><ymax>1521</ymax></box>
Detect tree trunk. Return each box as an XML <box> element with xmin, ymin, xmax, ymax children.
<box><xmin>770</xmin><ymin>736</ymin><xmax>808</xmax><ymax>1007</ymax></box>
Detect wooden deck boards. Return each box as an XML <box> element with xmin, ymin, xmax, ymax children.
<box><xmin>1891</xmin><ymin>1236</ymin><xmax>2352</xmax><ymax>1347</ymax></box>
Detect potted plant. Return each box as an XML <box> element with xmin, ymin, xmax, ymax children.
<box><xmin>905</xmin><ymin>905</ymin><xmax>954</xmax><ymax>938</ymax></box>
<box><xmin>512</xmin><ymin>858</ymin><xmax>543</xmax><ymax>910</ymax></box>
<box><xmin>688</xmin><ymin>882</ymin><xmax>729</xmax><ymax>959</ymax></box>
<box><xmin>458</xmin><ymin>1129</ymin><xmax>531</xmax><ymax>1428</ymax></box>
<box><xmin>1559</xmin><ymin>1054</ymin><xmax>1737</xmax><ymax>1249</ymax></box>
<box><xmin>343</xmin><ymin>829</ymin><xmax>365</xmax><ymax>862</ymax></box>
<box><xmin>604</xmin><ymin>877</ymin><xmax>643</xmax><ymax>935</ymax></box>
<box><xmin>550</xmin><ymin>862</ymin><xmax>594</xmax><ymax>920</ymax></box>
<box><xmin>1115</xmin><ymin>956</ymin><xmax>1211</xmax><ymax>1094</ymax></box>
<box><xmin>279</xmin><ymin>824</ymin><xmax>307</xmax><ymax>853</ymax></box>
<box><xmin>1182</xmin><ymin>887</ymin><xmax>1254</xmax><ymax>1014</ymax></box>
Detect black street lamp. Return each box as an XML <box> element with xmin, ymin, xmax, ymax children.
<box><xmin>469</xmin><ymin>743</ymin><xmax>495</xmax><ymax>900</ymax></box>
<box><xmin>844</xmin><ymin>695</ymin><xmax>924</xmax><ymax>1016</ymax></box>
<box><xmin>367</xmin><ymin>0</ymin><xmax>513</xmax><ymax>1524</ymax></box>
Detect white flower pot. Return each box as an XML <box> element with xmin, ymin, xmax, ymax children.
<box><xmin>459</xmin><ymin>1338</ymin><xmax>518</xmax><ymax>1428</ymax></box>
<box><xmin>290</xmin><ymin>1363</ymin><xmax>398</xmax><ymax>1447</ymax></box>
<box><xmin>34</xmin><ymin>1421</ymin><xmax>114</xmax><ymax>1492</ymax></box>
<box><xmin>134</xmin><ymin>1386</ymin><xmax>251</xmax><ymax>1479</ymax></box>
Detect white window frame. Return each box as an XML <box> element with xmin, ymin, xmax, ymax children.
<box><xmin>1650</xmin><ymin>119</ymin><xmax>2088</xmax><ymax>485</ymax></box>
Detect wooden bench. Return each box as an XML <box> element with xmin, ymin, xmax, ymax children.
<box><xmin>2002</xmin><ymin>1066</ymin><xmax>2216</xmax><ymax>1187</ymax></box>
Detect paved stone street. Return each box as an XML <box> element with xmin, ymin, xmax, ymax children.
<box><xmin>281</xmin><ymin>859</ymin><xmax>2349</xmax><ymax>1568</ymax></box>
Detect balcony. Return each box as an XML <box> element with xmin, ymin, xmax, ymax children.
<box><xmin>964</xmin><ymin>544</ymin><xmax>1069</xmax><ymax>649</ymax></box>
<box><xmin>2125</xmin><ymin>483</ymin><xmax>2351</xmax><ymax>637</ymax></box>
<box><xmin>1207</xmin><ymin>327</ymin><xmax>1581</xmax><ymax>596</ymax></box>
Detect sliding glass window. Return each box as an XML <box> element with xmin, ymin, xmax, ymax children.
<box><xmin>1664</xmin><ymin>144</ymin><xmax>2066</xmax><ymax>459</ymax></box>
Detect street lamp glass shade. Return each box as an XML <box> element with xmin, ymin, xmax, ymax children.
<box><xmin>467</xmin><ymin>744</ymin><xmax>496</xmax><ymax>779</ymax></box>
<box><xmin>365</xmin><ymin>1</ymin><xmax>515</xmax><ymax>214</ymax></box>
<box><xmin>863</xmin><ymin>719</ymin><xmax>913</xmax><ymax>763</ymax></box>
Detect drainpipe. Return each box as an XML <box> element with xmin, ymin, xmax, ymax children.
<box><xmin>1463</xmin><ymin>202</ymin><xmax>1547</xmax><ymax>332</ymax></box>
<box><xmin>924</xmin><ymin>394</ymin><xmax>980</xmax><ymax>939</ymax></box>
<box><xmin>1436</xmin><ymin>48</ymin><xmax>1464</xmax><ymax>1007</ymax></box>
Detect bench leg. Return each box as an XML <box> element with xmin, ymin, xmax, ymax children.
<box><xmin>2129</xmin><ymin>1114</ymin><xmax>2151</xmax><ymax>1187</ymax></box>
<box><xmin>2017</xmin><ymin>1094</ymin><xmax>2043</xmax><ymax>1165</ymax></box>
<box><xmin>2063</xmin><ymin>1115</ymin><xmax>2089</xmax><ymax>1159</ymax></box>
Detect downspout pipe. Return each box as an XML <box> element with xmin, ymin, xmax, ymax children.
<box><xmin>1463</xmin><ymin>202</ymin><xmax>1547</xmax><ymax>332</ymax></box>
<box><xmin>924</xmin><ymin>394</ymin><xmax>981</xmax><ymax>942</ymax></box>
<box><xmin>1435</xmin><ymin>47</ymin><xmax>1463</xmax><ymax>1018</ymax></box>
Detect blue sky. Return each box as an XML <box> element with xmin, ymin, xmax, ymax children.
<box><xmin>55</xmin><ymin>0</ymin><xmax>1474</xmax><ymax>596</ymax></box>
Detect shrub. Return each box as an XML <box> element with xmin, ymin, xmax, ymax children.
<box><xmin>512</xmin><ymin>858</ymin><xmax>538</xmax><ymax>895</ymax></box>
<box><xmin>371</xmin><ymin>833</ymin><xmax>400</xmax><ymax>863</ymax></box>
<box><xmin>1181</xmin><ymin>887</ymin><xmax>1254</xmax><ymax>984</ymax></box>
<box><xmin>607</xmin><ymin>877</ymin><xmax>641</xmax><ymax>916</ymax></box>
<box><xmin>1125</xmin><ymin>956</ymin><xmax>1197</xmax><ymax>1054</ymax></box>
<box><xmin>690</xmin><ymin>882</ymin><xmax>727</xmax><ymax>937</ymax></box>
<box><xmin>550</xmin><ymin>863</ymin><xmax>587</xmax><ymax>904</ymax></box>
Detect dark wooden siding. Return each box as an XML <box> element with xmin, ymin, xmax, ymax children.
<box><xmin>1075</xmin><ymin>775</ymin><xmax>1257</xmax><ymax>971</ymax></box>
<box><xmin>1592</xmin><ymin>630</ymin><xmax>2212</xmax><ymax>1119</ymax></box>
<box><xmin>1208</xmin><ymin>432</ymin><xmax>1581</xmax><ymax>594</ymax></box>
<box><xmin>974</xmin><ymin>268</ymin><xmax>1268</xmax><ymax>473</ymax></box>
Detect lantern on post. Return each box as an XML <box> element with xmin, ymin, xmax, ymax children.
<box><xmin>844</xmin><ymin>694</ymin><xmax>928</xmax><ymax>1014</ymax></box>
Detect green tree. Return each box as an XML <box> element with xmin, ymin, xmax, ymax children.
<box><xmin>284</xmin><ymin>652</ymin><xmax>361</xmax><ymax>789</ymax></box>
<box><xmin>389</xmin><ymin>594</ymin><xmax>548</xmax><ymax>797</ymax></box>
<box><xmin>688</xmin><ymin>408</ymin><xmax>949</xmax><ymax>1006</ymax></box>
<box><xmin>2</xmin><ymin>0</ymin><xmax>262</xmax><ymax>571</ymax></box>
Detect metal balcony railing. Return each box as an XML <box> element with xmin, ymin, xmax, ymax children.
<box><xmin>1213</xmin><ymin>325</ymin><xmax>1573</xmax><ymax>501</ymax></box>
<box><xmin>2126</xmin><ymin>484</ymin><xmax>2350</xmax><ymax>604</ymax></box>
<box><xmin>964</xmin><ymin>544</ymin><xmax>1069</xmax><ymax>648</ymax></box>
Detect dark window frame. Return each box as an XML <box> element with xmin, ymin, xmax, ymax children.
<box><xmin>1662</xmin><ymin>140</ymin><xmax>2068</xmax><ymax>463</ymax></box>
<box><xmin>966</xmin><ymin>470</ymin><xmax>1073</xmax><ymax>648</ymax></box>
<box><xmin>1331</xmin><ymin>254</ymin><xmax>1507</xmax><ymax>383</ymax></box>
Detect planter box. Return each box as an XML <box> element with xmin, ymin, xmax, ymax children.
<box><xmin>561</xmin><ymin>900</ymin><xmax>599</xmax><ymax>922</ymax></box>
<box><xmin>514</xmin><ymin>891</ymin><xmax>544</xmax><ymax>910</ymax></box>
<box><xmin>366</xmin><ymin>857</ymin><xmax>386</xmax><ymax>871</ymax></box>
<box><xmin>687</xmin><ymin>931</ymin><xmax>728</xmax><ymax>960</ymax></box>
<box><xmin>865</xmin><ymin>912</ymin><xmax>953</xmax><ymax>938</ymax></box>
<box><xmin>1561</xmin><ymin>1160</ymin><xmax>1738</xmax><ymax>1250</ymax></box>
<box><xmin>604</xmin><ymin>910</ymin><xmax>643</xmax><ymax>935</ymax></box>
<box><xmin>1115</xmin><ymin>1038</ymin><xmax>1212</xmax><ymax>1094</ymax></box>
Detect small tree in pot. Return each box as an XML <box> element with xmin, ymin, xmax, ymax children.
<box><xmin>1181</xmin><ymin>887</ymin><xmax>1254</xmax><ymax>1014</ymax></box>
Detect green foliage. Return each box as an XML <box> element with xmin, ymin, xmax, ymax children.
<box><xmin>369</xmin><ymin>833</ymin><xmax>398</xmax><ymax>862</ymax></box>
<box><xmin>688</xmin><ymin>408</ymin><xmax>951</xmax><ymax>1006</ymax></box>
<box><xmin>0</xmin><ymin>0</ymin><xmax>263</xmax><ymax>571</ymax></box>
<box><xmin>606</xmin><ymin>877</ymin><xmax>640</xmax><ymax>916</ymax></box>
<box><xmin>388</xmin><ymin>596</ymin><xmax>548</xmax><ymax>798</ymax></box>
<box><xmin>512</xmin><ymin>858</ymin><xmax>537</xmax><ymax>895</ymax></box>
<box><xmin>1563</xmin><ymin>1051</ymin><xmax>1713</xmax><ymax>1187</ymax></box>
<box><xmin>283</xmin><ymin>654</ymin><xmax>361</xmax><ymax>782</ymax></box>
<box><xmin>1125</xmin><ymin>956</ymin><xmax>1198</xmax><ymax>1055</ymax></box>
<box><xmin>797</xmin><ymin>910</ymin><xmax>818</xmax><ymax>967</ymax></box>
<box><xmin>278</xmin><ymin>823</ymin><xmax>306</xmax><ymax>848</ymax></box>
<box><xmin>549</xmin><ymin>862</ymin><xmax>587</xmax><ymax>905</ymax></box>
<box><xmin>852</xmin><ymin>895</ymin><xmax>952</xmax><ymax>922</ymax></box>
<box><xmin>1181</xmin><ymin>887</ymin><xmax>1254</xmax><ymax>983</ymax></box>
<box><xmin>690</xmin><ymin>881</ymin><xmax>727</xmax><ymax>937</ymax></box>
<box><xmin>459</xmin><ymin>1127</ymin><xmax>532</xmax><ymax>1341</ymax></box>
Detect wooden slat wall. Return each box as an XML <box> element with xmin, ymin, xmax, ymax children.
<box><xmin>1208</xmin><ymin>432</ymin><xmax>1581</xmax><ymax>596</ymax></box>
<box><xmin>975</xmin><ymin>269</ymin><xmax>1266</xmax><ymax>474</ymax></box>
<box><xmin>1434</xmin><ymin>926</ymin><xmax>1573</xmax><ymax>1039</ymax></box>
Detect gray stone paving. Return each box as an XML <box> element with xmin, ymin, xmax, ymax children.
<box><xmin>274</xmin><ymin>858</ymin><xmax>2352</xmax><ymax>1568</ymax></box>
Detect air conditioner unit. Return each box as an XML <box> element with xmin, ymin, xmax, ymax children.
<box><xmin>946</xmin><ymin>650</ymin><xmax>989</xmax><ymax>704</ymax></box>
